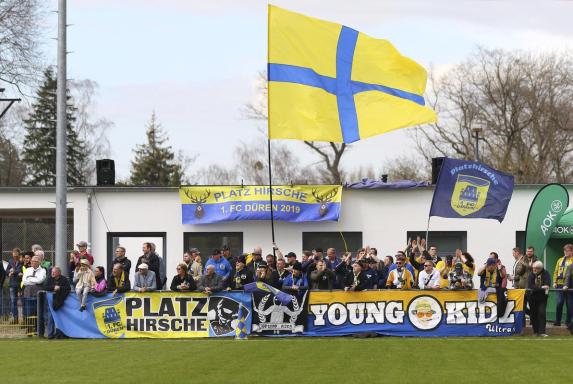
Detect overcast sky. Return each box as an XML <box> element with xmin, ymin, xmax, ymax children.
<box><xmin>37</xmin><ymin>0</ymin><xmax>573</xmax><ymax>181</ymax></box>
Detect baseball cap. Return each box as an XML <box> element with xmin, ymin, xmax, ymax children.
<box><xmin>190</xmin><ymin>248</ymin><xmax>200</xmax><ymax>254</ymax></box>
<box><xmin>76</xmin><ymin>241</ymin><xmax>88</xmax><ymax>247</ymax></box>
<box><xmin>138</xmin><ymin>263</ymin><xmax>149</xmax><ymax>270</ymax></box>
<box><xmin>486</xmin><ymin>258</ymin><xmax>496</xmax><ymax>266</ymax></box>
<box><xmin>286</xmin><ymin>252</ymin><xmax>297</xmax><ymax>258</ymax></box>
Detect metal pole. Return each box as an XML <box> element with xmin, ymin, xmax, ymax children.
<box><xmin>267</xmin><ymin>139</ymin><xmax>276</xmax><ymax>256</ymax></box>
<box><xmin>55</xmin><ymin>0</ymin><xmax>68</xmax><ymax>275</ymax></box>
<box><xmin>474</xmin><ymin>131</ymin><xmax>479</xmax><ymax>162</ymax></box>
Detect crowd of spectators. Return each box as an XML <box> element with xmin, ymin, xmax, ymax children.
<box><xmin>2</xmin><ymin>238</ymin><xmax>573</xmax><ymax>338</ymax></box>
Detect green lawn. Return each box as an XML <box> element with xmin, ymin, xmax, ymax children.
<box><xmin>4</xmin><ymin>337</ymin><xmax>573</xmax><ymax>383</ymax></box>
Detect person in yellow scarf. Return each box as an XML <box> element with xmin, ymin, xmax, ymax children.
<box><xmin>107</xmin><ymin>263</ymin><xmax>131</xmax><ymax>296</ymax></box>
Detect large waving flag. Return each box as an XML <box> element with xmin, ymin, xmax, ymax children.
<box><xmin>268</xmin><ymin>5</ymin><xmax>437</xmax><ymax>143</ymax></box>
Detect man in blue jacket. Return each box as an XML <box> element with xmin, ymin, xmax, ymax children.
<box><xmin>282</xmin><ymin>264</ymin><xmax>308</xmax><ymax>299</ymax></box>
<box><xmin>204</xmin><ymin>249</ymin><xmax>232</xmax><ymax>287</ymax></box>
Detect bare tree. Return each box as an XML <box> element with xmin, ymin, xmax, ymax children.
<box><xmin>243</xmin><ymin>71</ymin><xmax>349</xmax><ymax>184</ymax></box>
<box><xmin>414</xmin><ymin>48</ymin><xmax>573</xmax><ymax>183</ymax></box>
<box><xmin>69</xmin><ymin>79</ymin><xmax>113</xmax><ymax>184</ymax></box>
<box><xmin>0</xmin><ymin>0</ymin><xmax>43</xmax><ymax>92</ymax></box>
<box><xmin>383</xmin><ymin>155</ymin><xmax>429</xmax><ymax>181</ymax></box>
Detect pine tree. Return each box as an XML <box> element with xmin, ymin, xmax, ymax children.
<box><xmin>130</xmin><ymin>112</ymin><xmax>183</xmax><ymax>186</ymax></box>
<box><xmin>21</xmin><ymin>68</ymin><xmax>87</xmax><ymax>186</ymax></box>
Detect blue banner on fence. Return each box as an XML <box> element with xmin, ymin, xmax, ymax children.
<box><xmin>47</xmin><ymin>291</ymin><xmax>252</xmax><ymax>338</ymax></box>
<box><xmin>179</xmin><ymin>185</ymin><xmax>342</xmax><ymax>224</ymax></box>
<box><xmin>429</xmin><ymin>158</ymin><xmax>514</xmax><ymax>222</ymax></box>
<box><xmin>304</xmin><ymin>290</ymin><xmax>525</xmax><ymax>337</ymax></box>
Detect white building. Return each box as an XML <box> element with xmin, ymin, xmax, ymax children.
<box><xmin>0</xmin><ymin>184</ymin><xmax>565</xmax><ymax>284</ymax></box>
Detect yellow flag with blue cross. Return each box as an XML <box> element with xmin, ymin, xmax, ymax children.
<box><xmin>268</xmin><ymin>5</ymin><xmax>437</xmax><ymax>143</ymax></box>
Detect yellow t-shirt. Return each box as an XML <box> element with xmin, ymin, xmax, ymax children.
<box><xmin>436</xmin><ymin>260</ymin><xmax>450</xmax><ymax>288</ymax></box>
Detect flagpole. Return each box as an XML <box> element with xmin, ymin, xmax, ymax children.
<box><xmin>425</xmin><ymin>216</ymin><xmax>431</xmax><ymax>248</ymax></box>
<box><xmin>267</xmin><ymin>4</ymin><xmax>276</xmax><ymax>257</ymax></box>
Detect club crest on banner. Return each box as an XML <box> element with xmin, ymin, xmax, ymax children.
<box><xmin>93</xmin><ymin>296</ymin><xmax>125</xmax><ymax>338</ymax></box>
<box><xmin>207</xmin><ymin>296</ymin><xmax>250</xmax><ymax>337</ymax></box>
<box><xmin>451</xmin><ymin>174</ymin><xmax>490</xmax><ymax>216</ymax></box>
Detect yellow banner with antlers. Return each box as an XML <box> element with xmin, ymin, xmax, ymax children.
<box><xmin>179</xmin><ymin>185</ymin><xmax>342</xmax><ymax>224</ymax></box>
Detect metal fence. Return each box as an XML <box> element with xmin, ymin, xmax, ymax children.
<box><xmin>0</xmin><ymin>217</ymin><xmax>74</xmax><ymax>264</ymax></box>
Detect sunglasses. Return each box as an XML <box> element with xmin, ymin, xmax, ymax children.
<box><xmin>416</xmin><ymin>311</ymin><xmax>435</xmax><ymax>319</ymax></box>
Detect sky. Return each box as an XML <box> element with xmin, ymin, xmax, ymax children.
<box><xmin>34</xmin><ymin>0</ymin><xmax>573</xmax><ymax>181</ymax></box>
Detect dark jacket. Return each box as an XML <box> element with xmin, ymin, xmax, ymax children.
<box><xmin>6</xmin><ymin>258</ymin><xmax>23</xmax><ymax>288</ymax></box>
<box><xmin>255</xmin><ymin>270</ymin><xmax>281</xmax><ymax>289</ymax></box>
<box><xmin>362</xmin><ymin>267</ymin><xmax>379</xmax><ymax>289</ymax></box>
<box><xmin>44</xmin><ymin>275</ymin><xmax>71</xmax><ymax>310</ymax></box>
<box><xmin>344</xmin><ymin>271</ymin><xmax>368</xmax><ymax>291</ymax></box>
<box><xmin>528</xmin><ymin>269</ymin><xmax>551</xmax><ymax>292</ymax></box>
<box><xmin>136</xmin><ymin>252</ymin><xmax>162</xmax><ymax>289</ymax></box>
<box><xmin>170</xmin><ymin>274</ymin><xmax>197</xmax><ymax>292</ymax></box>
<box><xmin>276</xmin><ymin>269</ymin><xmax>291</xmax><ymax>287</ymax></box>
<box><xmin>310</xmin><ymin>268</ymin><xmax>335</xmax><ymax>290</ymax></box>
<box><xmin>198</xmin><ymin>273</ymin><xmax>223</xmax><ymax>293</ymax></box>
<box><xmin>113</xmin><ymin>256</ymin><xmax>132</xmax><ymax>276</ymax></box>
<box><xmin>230</xmin><ymin>268</ymin><xmax>254</xmax><ymax>290</ymax></box>
<box><xmin>0</xmin><ymin>259</ymin><xmax>5</xmax><ymax>288</ymax></box>
<box><xmin>107</xmin><ymin>273</ymin><xmax>131</xmax><ymax>293</ymax></box>
<box><xmin>565</xmin><ymin>264</ymin><xmax>573</xmax><ymax>289</ymax></box>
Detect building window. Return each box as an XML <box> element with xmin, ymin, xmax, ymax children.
<box><xmin>407</xmin><ymin>231</ymin><xmax>467</xmax><ymax>258</ymax></box>
<box><xmin>184</xmin><ymin>232</ymin><xmax>243</xmax><ymax>263</ymax></box>
<box><xmin>516</xmin><ymin>231</ymin><xmax>525</xmax><ymax>251</ymax></box>
<box><xmin>302</xmin><ymin>232</ymin><xmax>362</xmax><ymax>258</ymax></box>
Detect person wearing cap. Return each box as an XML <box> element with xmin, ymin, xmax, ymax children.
<box><xmin>107</xmin><ymin>263</ymin><xmax>131</xmax><ymax>295</ymax></box>
<box><xmin>282</xmin><ymin>263</ymin><xmax>308</xmax><ymax>295</ymax></box>
<box><xmin>222</xmin><ymin>245</ymin><xmax>237</xmax><ymax>276</ymax></box>
<box><xmin>362</xmin><ymin>258</ymin><xmax>379</xmax><ymax>289</ymax></box>
<box><xmin>22</xmin><ymin>256</ymin><xmax>47</xmax><ymax>334</ymax></box>
<box><xmin>204</xmin><ymin>249</ymin><xmax>232</xmax><ymax>286</ymax></box>
<box><xmin>230</xmin><ymin>255</ymin><xmax>253</xmax><ymax>290</ymax></box>
<box><xmin>285</xmin><ymin>252</ymin><xmax>302</xmax><ymax>270</ymax></box>
<box><xmin>477</xmin><ymin>258</ymin><xmax>504</xmax><ymax>306</ymax></box>
<box><xmin>170</xmin><ymin>263</ymin><xmax>196</xmax><ymax>292</ymax></box>
<box><xmin>73</xmin><ymin>259</ymin><xmax>96</xmax><ymax>311</ymax></box>
<box><xmin>189</xmin><ymin>249</ymin><xmax>203</xmax><ymax>281</ymax></box>
<box><xmin>528</xmin><ymin>261</ymin><xmax>551</xmax><ymax>336</ymax></box>
<box><xmin>344</xmin><ymin>261</ymin><xmax>368</xmax><ymax>291</ymax></box>
<box><xmin>136</xmin><ymin>242</ymin><xmax>162</xmax><ymax>290</ymax></box>
<box><xmin>310</xmin><ymin>260</ymin><xmax>335</xmax><ymax>290</ymax></box>
<box><xmin>112</xmin><ymin>246</ymin><xmax>131</xmax><ymax>276</ymax></box>
<box><xmin>247</xmin><ymin>246</ymin><xmax>264</xmax><ymax>273</ymax></box>
<box><xmin>198</xmin><ymin>264</ymin><xmax>223</xmax><ymax>294</ymax></box>
<box><xmin>76</xmin><ymin>241</ymin><xmax>94</xmax><ymax>265</ymax></box>
<box><xmin>133</xmin><ymin>263</ymin><xmax>157</xmax><ymax>293</ymax></box>
<box><xmin>254</xmin><ymin>260</ymin><xmax>280</xmax><ymax>288</ymax></box>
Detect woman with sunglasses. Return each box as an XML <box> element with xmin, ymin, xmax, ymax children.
<box><xmin>171</xmin><ymin>263</ymin><xmax>196</xmax><ymax>292</ymax></box>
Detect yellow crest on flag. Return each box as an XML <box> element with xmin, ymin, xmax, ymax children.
<box><xmin>93</xmin><ymin>296</ymin><xmax>125</xmax><ymax>338</ymax></box>
<box><xmin>451</xmin><ymin>174</ymin><xmax>490</xmax><ymax>216</ymax></box>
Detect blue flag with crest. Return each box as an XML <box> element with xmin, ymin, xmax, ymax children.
<box><xmin>429</xmin><ymin>158</ymin><xmax>514</xmax><ymax>222</ymax></box>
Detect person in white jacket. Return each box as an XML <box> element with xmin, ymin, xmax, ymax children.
<box><xmin>22</xmin><ymin>256</ymin><xmax>46</xmax><ymax>334</ymax></box>
<box><xmin>418</xmin><ymin>261</ymin><xmax>441</xmax><ymax>290</ymax></box>
<box><xmin>73</xmin><ymin>259</ymin><xmax>96</xmax><ymax>311</ymax></box>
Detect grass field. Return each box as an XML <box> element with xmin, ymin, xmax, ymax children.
<box><xmin>4</xmin><ymin>337</ymin><xmax>573</xmax><ymax>384</ymax></box>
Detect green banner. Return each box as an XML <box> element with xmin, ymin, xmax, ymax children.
<box><xmin>551</xmin><ymin>208</ymin><xmax>573</xmax><ymax>238</ymax></box>
<box><xmin>525</xmin><ymin>184</ymin><xmax>569</xmax><ymax>255</ymax></box>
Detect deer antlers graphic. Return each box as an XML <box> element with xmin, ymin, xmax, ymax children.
<box><xmin>311</xmin><ymin>188</ymin><xmax>338</xmax><ymax>203</ymax></box>
<box><xmin>184</xmin><ymin>189</ymin><xmax>211</xmax><ymax>204</ymax></box>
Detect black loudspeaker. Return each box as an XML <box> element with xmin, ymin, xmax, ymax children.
<box><xmin>431</xmin><ymin>157</ymin><xmax>445</xmax><ymax>184</ymax></box>
<box><xmin>96</xmin><ymin>159</ymin><xmax>115</xmax><ymax>186</ymax></box>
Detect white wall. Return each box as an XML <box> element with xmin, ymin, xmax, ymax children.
<box><xmin>0</xmin><ymin>186</ymin><xmax>559</xmax><ymax>281</ymax></box>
